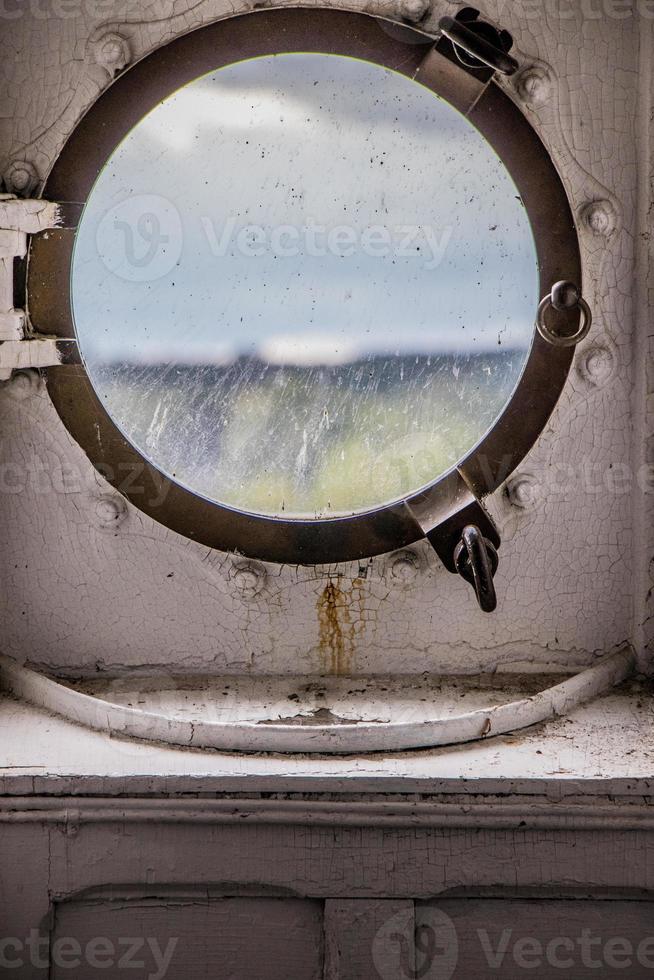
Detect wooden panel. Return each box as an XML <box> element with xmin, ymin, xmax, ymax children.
<box><xmin>417</xmin><ymin>899</ymin><xmax>654</xmax><ymax>979</ymax></box>
<box><xmin>52</xmin><ymin>896</ymin><xmax>323</xmax><ymax>980</ymax></box>
<box><xmin>324</xmin><ymin>899</ymin><xmax>414</xmax><ymax>979</ymax></box>
<box><xmin>43</xmin><ymin>821</ymin><xmax>654</xmax><ymax>901</ymax></box>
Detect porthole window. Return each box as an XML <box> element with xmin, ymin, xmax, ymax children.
<box><xmin>27</xmin><ymin>8</ymin><xmax>585</xmax><ymax>610</ymax></box>
<box><xmin>72</xmin><ymin>52</ymin><xmax>538</xmax><ymax>520</ymax></box>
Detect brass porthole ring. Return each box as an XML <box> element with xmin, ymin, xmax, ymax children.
<box><xmin>536</xmin><ymin>280</ymin><xmax>592</xmax><ymax>348</ymax></box>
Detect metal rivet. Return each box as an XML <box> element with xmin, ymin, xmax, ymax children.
<box><xmin>506</xmin><ymin>474</ymin><xmax>540</xmax><ymax>509</ymax></box>
<box><xmin>230</xmin><ymin>560</ymin><xmax>266</xmax><ymax>595</ymax></box>
<box><xmin>5</xmin><ymin>369</ymin><xmax>41</xmax><ymax>400</ymax></box>
<box><xmin>515</xmin><ymin>67</ymin><xmax>551</xmax><ymax>106</ymax></box>
<box><xmin>578</xmin><ymin>345</ymin><xmax>615</xmax><ymax>387</ymax></box>
<box><xmin>580</xmin><ymin>199</ymin><xmax>617</xmax><ymax>238</ymax></box>
<box><xmin>389</xmin><ymin>550</ymin><xmax>420</xmax><ymax>583</ymax></box>
<box><xmin>3</xmin><ymin>160</ymin><xmax>39</xmax><ymax>196</ymax></box>
<box><xmin>397</xmin><ymin>0</ymin><xmax>431</xmax><ymax>22</ymax></box>
<box><xmin>95</xmin><ymin>494</ymin><xmax>127</xmax><ymax>528</ymax></box>
<box><xmin>93</xmin><ymin>32</ymin><xmax>130</xmax><ymax>73</ymax></box>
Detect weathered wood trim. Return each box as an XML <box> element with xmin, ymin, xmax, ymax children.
<box><xmin>3</xmin><ymin>795</ymin><xmax>654</xmax><ymax>831</ymax></box>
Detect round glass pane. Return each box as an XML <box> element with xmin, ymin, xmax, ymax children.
<box><xmin>72</xmin><ymin>52</ymin><xmax>539</xmax><ymax>520</ymax></box>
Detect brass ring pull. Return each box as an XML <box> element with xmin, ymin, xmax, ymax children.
<box><xmin>537</xmin><ymin>280</ymin><xmax>592</xmax><ymax>348</ymax></box>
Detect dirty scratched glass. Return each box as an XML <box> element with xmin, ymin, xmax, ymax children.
<box><xmin>71</xmin><ymin>53</ymin><xmax>539</xmax><ymax>519</ymax></box>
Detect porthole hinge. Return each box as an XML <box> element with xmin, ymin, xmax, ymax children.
<box><xmin>0</xmin><ymin>195</ymin><xmax>77</xmax><ymax>380</ymax></box>
<box><xmin>437</xmin><ymin>7</ymin><xmax>519</xmax><ymax>77</ymax></box>
<box><xmin>414</xmin><ymin>7</ymin><xmax>518</xmax><ymax>116</ymax></box>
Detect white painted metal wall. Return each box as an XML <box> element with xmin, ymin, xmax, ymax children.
<box><xmin>0</xmin><ymin>0</ymin><xmax>649</xmax><ymax>682</ymax></box>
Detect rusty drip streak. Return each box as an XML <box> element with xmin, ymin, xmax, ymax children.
<box><xmin>316</xmin><ymin>577</ymin><xmax>367</xmax><ymax>676</ymax></box>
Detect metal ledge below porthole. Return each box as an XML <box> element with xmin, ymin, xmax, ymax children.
<box><xmin>0</xmin><ymin>649</ymin><xmax>634</xmax><ymax>754</ymax></box>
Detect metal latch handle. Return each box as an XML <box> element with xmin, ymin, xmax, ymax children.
<box><xmin>454</xmin><ymin>524</ymin><xmax>499</xmax><ymax>613</ymax></box>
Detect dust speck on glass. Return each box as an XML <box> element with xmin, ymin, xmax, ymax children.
<box><xmin>72</xmin><ymin>52</ymin><xmax>539</xmax><ymax>519</ymax></box>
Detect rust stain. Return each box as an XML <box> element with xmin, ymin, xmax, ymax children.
<box><xmin>317</xmin><ymin>575</ymin><xmax>366</xmax><ymax>675</ymax></box>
